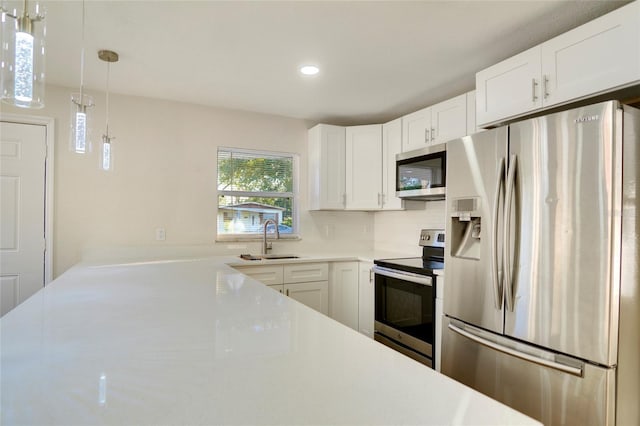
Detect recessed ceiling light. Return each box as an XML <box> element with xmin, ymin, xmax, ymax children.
<box><xmin>300</xmin><ymin>65</ymin><xmax>319</xmax><ymax>76</ymax></box>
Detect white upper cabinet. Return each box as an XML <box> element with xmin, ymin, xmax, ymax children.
<box><xmin>477</xmin><ymin>1</ymin><xmax>640</xmax><ymax>127</ymax></box>
<box><xmin>308</xmin><ymin>124</ymin><xmax>346</xmax><ymax>210</ymax></box>
<box><xmin>476</xmin><ymin>46</ymin><xmax>542</xmax><ymax>127</ymax></box>
<box><xmin>540</xmin><ymin>1</ymin><xmax>640</xmax><ymax>107</ymax></box>
<box><xmin>401</xmin><ymin>106</ymin><xmax>432</xmax><ymax>152</ymax></box>
<box><xmin>381</xmin><ymin>118</ymin><xmax>404</xmax><ymax>211</ymax></box>
<box><xmin>430</xmin><ymin>94</ymin><xmax>467</xmax><ymax>145</ymax></box>
<box><xmin>465</xmin><ymin>90</ymin><xmax>481</xmax><ymax>135</ymax></box>
<box><xmin>402</xmin><ymin>94</ymin><xmax>467</xmax><ymax>151</ymax></box>
<box><xmin>345</xmin><ymin>124</ymin><xmax>383</xmax><ymax>210</ymax></box>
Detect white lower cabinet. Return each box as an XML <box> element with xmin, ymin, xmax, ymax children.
<box><xmin>235</xmin><ymin>260</ymin><xmax>375</xmax><ymax>333</ymax></box>
<box><xmin>234</xmin><ymin>263</ymin><xmax>329</xmax><ymax>316</ymax></box>
<box><xmin>358</xmin><ymin>261</ymin><xmax>374</xmax><ymax>339</ymax></box>
<box><xmin>285</xmin><ymin>281</ymin><xmax>329</xmax><ymax>315</ymax></box>
<box><xmin>329</xmin><ymin>261</ymin><xmax>359</xmax><ymax>329</ymax></box>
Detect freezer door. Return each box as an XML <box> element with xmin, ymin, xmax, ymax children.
<box><xmin>505</xmin><ymin>101</ymin><xmax>619</xmax><ymax>366</ymax></box>
<box><xmin>442</xmin><ymin>317</ymin><xmax>616</xmax><ymax>426</ymax></box>
<box><xmin>444</xmin><ymin>127</ymin><xmax>508</xmax><ymax>334</ymax></box>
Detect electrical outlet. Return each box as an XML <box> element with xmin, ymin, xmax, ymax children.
<box><xmin>155</xmin><ymin>228</ymin><xmax>166</xmax><ymax>241</ymax></box>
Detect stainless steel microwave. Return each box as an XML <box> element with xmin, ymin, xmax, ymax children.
<box><xmin>396</xmin><ymin>143</ymin><xmax>446</xmax><ymax>200</ymax></box>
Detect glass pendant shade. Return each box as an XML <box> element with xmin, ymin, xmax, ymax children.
<box><xmin>70</xmin><ymin>93</ymin><xmax>94</xmax><ymax>154</ymax></box>
<box><xmin>100</xmin><ymin>136</ymin><xmax>113</xmax><ymax>171</ymax></box>
<box><xmin>0</xmin><ymin>3</ymin><xmax>46</xmax><ymax>108</ymax></box>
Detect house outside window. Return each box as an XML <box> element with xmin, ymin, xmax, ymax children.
<box><xmin>217</xmin><ymin>147</ymin><xmax>298</xmax><ymax>239</ymax></box>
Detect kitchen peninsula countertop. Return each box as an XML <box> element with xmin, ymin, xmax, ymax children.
<box><xmin>1</xmin><ymin>257</ymin><xmax>537</xmax><ymax>425</ymax></box>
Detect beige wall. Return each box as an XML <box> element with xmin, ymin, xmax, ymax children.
<box><xmin>1</xmin><ymin>85</ymin><xmax>374</xmax><ymax>277</ymax></box>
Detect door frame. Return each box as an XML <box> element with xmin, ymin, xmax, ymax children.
<box><xmin>1</xmin><ymin>113</ymin><xmax>55</xmax><ymax>284</ymax></box>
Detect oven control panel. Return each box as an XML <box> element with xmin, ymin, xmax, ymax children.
<box><xmin>419</xmin><ymin>229</ymin><xmax>445</xmax><ymax>248</ymax></box>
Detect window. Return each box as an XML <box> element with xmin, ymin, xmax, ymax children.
<box><xmin>217</xmin><ymin>147</ymin><xmax>297</xmax><ymax>238</ymax></box>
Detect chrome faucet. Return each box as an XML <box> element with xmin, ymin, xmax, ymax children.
<box><xmin>262</xmin><ymin>219</ymin><xmax>280</xmax><ymax>255</ymax></box>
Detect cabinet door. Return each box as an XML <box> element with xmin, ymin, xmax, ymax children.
<box><xmin>329</xmin><ymin>262</ymin><xmax>359</xmax><ymax>330</ymax></box>
<box><xmin>401</xmin><ymin>106</ymin><xmax>432</xmax><ymax>152</ymax></box>
<box><xmin>233</xmin><ymin>265</ymin><xmax>283</xmax><ymax>285</ymax></box>
<box><xmin>308</xmin><ymin>124</ymin><xmax>345</xmax><ymax>210</ymax></box>
<box><xmin>268</xmin><ymin>284</ymin><xmax>284</xmax><ymax>294</ymax></box>
<box><xmin>283</xmin><ymin>263</ymin><xmax>329</xmax><ymax>284</ymax></box>
<box><xmin>358</xmin><ymin>261</ymin><xmax>374</xmax><ymax>339</ymax></box>
<box><xmin>476</xmin><ymin>46</ymin><xmax>542</xmax><ymax>127</ymax></box>
<box><xmin>345</xmin><ymin>125</ymin><xmax>383</xmax><ymax>210</ymax></box>
<box><xmin>285</xmin><ymin>281</ymin><xmax>329</xmax><ymax>315</ymax></box>
<box><xmin>541</xmin><ymin>1</ymin><xmax>640</xmax><ymax>107</ymax></box>
<box><xmin>431</xmin><ymin>94</ymin><xmax>467</xmax><ymax>145</ymax></box>
<box><xmin>381</xmin><ymin>118</ymin><xmax>404</xmax><ymax>210</ymax></box>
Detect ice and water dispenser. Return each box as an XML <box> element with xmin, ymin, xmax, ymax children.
<box><xmin>449</xmin><ymin>197</ymin><xmax>482</xmax><ymax>260</ymax></box>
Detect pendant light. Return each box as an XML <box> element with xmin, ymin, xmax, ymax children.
<box><xmin>98</xmin><ymin>49</ymin><xmax>118</xmax><ymax>172</ymax></box>
<box><xmin>70</xmin><ymin>0</ymin><xmax>93</xmax><ymax>154</ymax></box>
<box><xmin>0</xmin><ymin>0</ymin><xmax>46</xmax><ymax>108</ymax></box>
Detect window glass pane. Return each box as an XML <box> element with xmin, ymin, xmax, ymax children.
<box><xmin>217</xmin><ymin>150</ymin><xmax>293</xmax><ymax>192</ymax></box>
<box><xmin>217</xmin><ymin>195</ymin><xmax>293</xmax><ymax>235</ymax></box>
<box><xmin>217</xmin><ymin>148</ymin><xmax>296</xmax><ymax>237</ymax></box>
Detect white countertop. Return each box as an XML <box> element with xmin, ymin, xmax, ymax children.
<box><xmin>1</xmin><ymin>256</ymin><xmax>537</xmax><ymax>425</ymax></box>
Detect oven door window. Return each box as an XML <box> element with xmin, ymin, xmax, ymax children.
<box><xmin>375</xmin><ymin>274</ymin><xmax>434</xmax><ymax>344</ymax></box>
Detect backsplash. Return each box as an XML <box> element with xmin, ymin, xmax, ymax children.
<box><xmin>373</xmin><ymin>201</ymin><xmax>446</xmax><ymax>256</ymax></box>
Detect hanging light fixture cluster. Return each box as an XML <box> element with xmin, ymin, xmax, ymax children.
<box><xmin>66</xmin><ymin>1</ymin><xmax>119</xmax><ymax>172</ymax></box>
<box><xmin>0</xmin><ymin>0</ymin><xmax>46</xmax><ymax>108</ymax></box>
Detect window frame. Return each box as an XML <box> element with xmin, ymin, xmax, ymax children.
<box><xmin>215</xmin><ymin>146</ymin><xmax>300</xmax><ymax>241</ymax></box>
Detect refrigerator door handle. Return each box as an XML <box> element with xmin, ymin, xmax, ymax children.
<box><xmin>491</xmin><ymin>157</ymin><xmax>505</xmax><ymax>310</ymax></box>
<box><xmin>448</xmin><ymin>322</ymin><xmax>584</xmax><ymax>377</ymax></box>
<box><xmin>503</xmin><ymin>154</ymin><xmax>517</xmax><ymax>312</ymax></box>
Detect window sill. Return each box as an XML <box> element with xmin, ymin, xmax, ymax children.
<box><xmin>215</xmin><ymin>234</ymin><xmax>301</xmax><ymax>243</ymax></box>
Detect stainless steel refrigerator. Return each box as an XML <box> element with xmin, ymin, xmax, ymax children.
<box><xmin>442</xmin><ymin>100</ymin><xmax>639</xmax><ymax>426</ymax></box>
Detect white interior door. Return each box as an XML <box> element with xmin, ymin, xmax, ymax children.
<box><xmin>1</xmin><ymin>122</ymin><xmax>47</xmax><ymax>316</ymax></box>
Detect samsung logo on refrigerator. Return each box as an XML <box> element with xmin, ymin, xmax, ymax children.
<box><xmin>574</xmin><ymin>115</ymin><xmax>600</xmax><ymax>123</ymax></box>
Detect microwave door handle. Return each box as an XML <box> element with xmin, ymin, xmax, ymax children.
<box><xmin>491</xmin><ymin>157</ymin><xmax>505</xmax><ymax>310</ymax></box>
<box><xmin>503</xmin><ymin>154</ymin><xmax>517</xmax><ymax>312</ymax></box>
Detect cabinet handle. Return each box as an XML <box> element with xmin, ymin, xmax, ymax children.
<box><xmin>286</xmin><ymin>289</ymin><xmax>290</xmax><ymax>296</ymax></box>
<box><xmin>431</xmin><ymin>127</ymin><xmax>436</xmax><ymax>142</ymax></box>
<box><xmin>531</xmin><ymin>78</ymin><xmax>538</xmax><ymax>102</ymax></box>
<box><xmin>543</xmin><ymin>75</ymin><xmax>549</xmax><ymax>100</ymax></box>
<box><xmin>424</xmin><ymin>128</ymin><xmax>429</xmax><ymax>143</ymax></box>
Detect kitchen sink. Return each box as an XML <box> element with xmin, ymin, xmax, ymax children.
<box><xmin>260</xmin><ymin>254</ymin><xmax>300</xmax><ymax>260</ymax></box>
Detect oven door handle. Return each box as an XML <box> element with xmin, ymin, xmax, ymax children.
<box><xmin>372</xmin><ymin>266</ymin><xmax>433</xmax><ymax>286</ymax></box>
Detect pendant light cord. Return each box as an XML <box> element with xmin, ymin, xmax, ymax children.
<box><xmin>105</xmin><ymin>62</ymin><xmax>110</xmax><ymax>137</ymax></box>
<box><xmin>79</xmin><ymin>0</ymin><xmax>85</xmax><ymax>106</ymax></box>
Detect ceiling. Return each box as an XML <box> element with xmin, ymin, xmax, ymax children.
<box><xmin>21</xmin><ymin>0</ymin><xmax>630</xmax><ymax>125</ymax></box>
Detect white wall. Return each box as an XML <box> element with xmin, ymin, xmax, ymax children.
<box><xmin>1</xmin><ymin>85</ymin><xmax>374</xmax><ymax>277</ymax></box>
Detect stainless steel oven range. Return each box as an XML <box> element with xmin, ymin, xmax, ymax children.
<box><xmin>373</xmin><ymin>229</ymin><xmax>444</xmax><ymax>368</ymax></box>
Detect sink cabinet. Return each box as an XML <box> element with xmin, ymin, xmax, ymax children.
<box><xmin>234</xmin><ymin>263</ymin><xmax>329</xmax><ymax>315</ymax></box>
